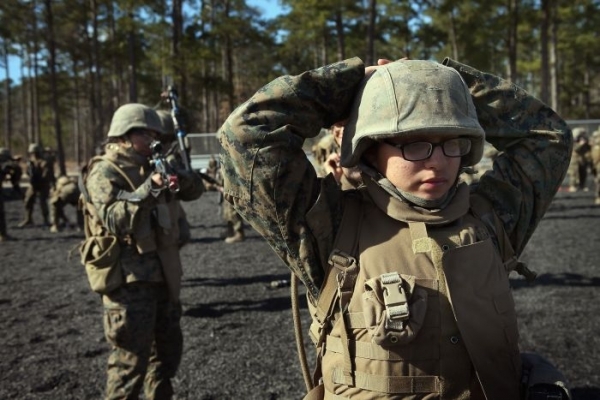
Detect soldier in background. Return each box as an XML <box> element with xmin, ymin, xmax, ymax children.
<box><xmin>44</xmin><ymin>146</ymin><xmax>57</xmax><ymax>181</ymax></box>
<box><xmin>590</xmin><ymin>129</ymin><xmax>600</xmax><ymax>205</ymax></box>
<box><xmin>80</xmin><ymin>103</ymin><xmax>204</xmax><ymax>400</ymax></box>
<box><xmin>18</xmin><ymin>143</ymin><xmax>54</xmax><ymax>227</ymax></box>
<box><xmin>322</xmin><ymin>123</ymin><xmax>363</xmax><ymax>189</ymax></box>
<box><xmin>311</xmin><ymin>131</ymin><xmax>338</xmax><ymax>177</ymax></box>
<box><xmin>0</xmin><ymin>148</ymin><xmax>22</xmax><ymax>197</ymax></box>
<box><xmin>0</xmin><ymin>149</ymin><xmax>18</xmax><ymax>241</ymax></box>
<box><xmin>567</xmin><ymin>127</ymin><xmax>592</xmax><ymax>192</ymax></box>
<box><xmin>49</xmin><ymin>175</ymin><xmax>83</xmax><ymax>233</ymax></box>
<box><xmin>0</xmin><ymin>148</ymin><xmax>23</xmax><ymax>198</ymax></box>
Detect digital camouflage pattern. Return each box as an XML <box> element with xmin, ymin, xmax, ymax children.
<box><xmin>19</xmin><ymin>146</ymin><xmax>55</xmax><ymax>226</ymax></box>
<box><xmin>83</xmin><ymin>134</ymin><xmax>203</xmax><ymax>399</ymax></box>
<box><xmin>50</xmin><ymin>175</ymin><xmax>83</xmax><ymax>232</ymax></box>
<box><xmin>102</xmin><ymin>282</ymin><xmax>182</xmax><ymax>400</ymax></box>
<box><xmin>567</xmin><ymin>129</ymin><xmax>593</xmax><ymax>192</ymax></box>
<box><xmin>219</xmin><ymin>57</ymin><xmax>572</xmax><ymax>300</ymax></box>
<box><xmin>219</xmin><ymin>58</ymin><xmax>572</xmax><ymax>398</ymax></box>
<box><xmin>341</xmin><ymin>60</ymin><xmax>485</xmax><ymax>168</ymax></box>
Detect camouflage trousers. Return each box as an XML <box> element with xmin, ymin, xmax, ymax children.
<box><xmin>102</xmin><ymin>282</ymin><xmax>183</xmax><ymax>400</ymax></box>
<box><xmin>222</xmin><ymin>200</ymin><xmax>243</xmax><ymax>233</ymax></box>
<box><xmin>23</xmin><ymin>185</ymin><xmax>50</xmax><ymax>221</ymax></box>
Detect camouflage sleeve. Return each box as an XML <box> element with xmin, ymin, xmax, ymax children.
<box><xmin>85</xmin><ymin>160</ymin><xmax>155</xmax><ymax>236</ymax></box>
<box><xmin>219</xmin><ymin>57</ymin><xmax>365</xmax><ymax>298</ymax></box>
<box><xmin>444</xmin><ymin>58</ymin><xmax>573</xmax><ymax>255</ymax></box>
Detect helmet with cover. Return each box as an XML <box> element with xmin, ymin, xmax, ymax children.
<box><xmin>340</xmin><ymin>59</ymin><xmax>485</xmax><ymax>168</ymax></box>
<box><xmin>107</xmin><ymin>103</ymin><xmax>164</xmax><ymax>138</ymax></box>
<box><xmin>28</xmin><ymin>143</ymin><xmax>42</xmax><ymax>154</ymax></box>
<box><xmin>571</xmin><ymin>127</ymin><xmax>588</xmax><ymax>141</ymax></box>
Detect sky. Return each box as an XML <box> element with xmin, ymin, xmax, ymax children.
<box><xmin>4</xmin><ymin>0</ymin><xmax>285</xmax><ymax>84</ymax></box>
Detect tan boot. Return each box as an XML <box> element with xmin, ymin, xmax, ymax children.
<box><xmin>224</xmin><ymin>231</ymin><xmax>245</xmax><ymax>244</ymax></box>
<box><xmin>49</xmin><ymin>225</ymin><xmax>59</xmax><ymax>233</ymax></box>
<box><xmin>595</xmin><ymin>197</ymin><xmax>600</xmax><ymax>205</ymax></box>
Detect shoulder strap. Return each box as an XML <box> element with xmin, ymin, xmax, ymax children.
<box><xmin>299</xmin><ymin>190</ymin><xmax>363</xmax><ymax>388</ymax></box>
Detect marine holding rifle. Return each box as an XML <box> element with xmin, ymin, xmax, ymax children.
<box><xmin>79</xmin><ymin>103</ymin><xmax>204</xmax><ymax>400</ymax></box>
<box><xmin>219</xmin><ymin>58</ymin><xmax>572</xmax><ymax>399</ymax></box>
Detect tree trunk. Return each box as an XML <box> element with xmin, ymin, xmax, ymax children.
<box><xmin>222</xmin><ymin>0</ymin><xmax>234</xmax><ymax>114</ymax></box>
<box><xmin>44</xmin><ymin>0</ymin><xmax>66</xmax><ymax>176</ymax></box>
<box><xmin>127</xmin><ymin>11</ymin><xmax>138</xmax><ymax>102</ymax></box>
<box><xmin>334</xmin><ymin>9</ymin><xmax>345</xmax><ymax>61</ymax></box>
<box><xmin>448</xmin><ymin>9</ymin><xmax>459</xmax><ymax>60</ymax></box>
<box><xmin>2</xmin><ymin>43</ymin><xmax>12</xmax><ymax>149</ymax></box>
<box><xmin>507</xmin><ymin>0</ymin><xmax>518</xmax><ymax>83</ymax></box>
<box><xmin>91</xmin><ymin>0</ymin><xmax>104</xmax><ymax>148</ymax></box>
<box><xmin>540</xmin><ymin>0</ymin><xmax>549</xmax><ymax>103</ymax></box>
<box><xmin>549</xmin><ymin>0</ymin><xmax>559</xmax><ymax>112</ymax></box>
<box><xmin>365</xmin><ymin>0</ymin><xmax>376</xmax><ymax>66</ymax></box>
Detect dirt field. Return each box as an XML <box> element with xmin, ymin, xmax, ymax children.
<box><xmin>1</xmin><ymin>184</ymin><xmax>599</xmax><ymax>400</ymax></box>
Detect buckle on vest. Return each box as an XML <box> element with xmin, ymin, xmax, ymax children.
<box><xmin>381</xmin><ymin>272</ymin><xmax>410</xmax><ymax>330</ymax></box>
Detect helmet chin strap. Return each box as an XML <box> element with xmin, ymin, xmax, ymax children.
<box><xmin>359</xmin><ymin>161</ymin><xmax>459</xmax><ymax>210</ymax></box>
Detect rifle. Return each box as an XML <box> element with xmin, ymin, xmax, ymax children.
<box><xmin>165</xmin><ymin>86</ymin><xmax>191</xmax><ymax>172</ymax></box>
<box><xmin>149</xmin><ymin>140</ymin><xmax>180</xmax><ymax>193</ymax></box>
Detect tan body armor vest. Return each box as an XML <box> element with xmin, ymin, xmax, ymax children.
<box><xmin>313</xmin><ymin>181</ymin><xmax>521</xmax><ymax>399</ymax></box>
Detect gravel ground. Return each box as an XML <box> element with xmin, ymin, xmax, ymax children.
<box><xmin>0</xmin><ymin>184</ymin><xmax>598</xmax><ymax>400</ymax></box>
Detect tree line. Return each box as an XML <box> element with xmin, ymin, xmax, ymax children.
<box><xmin>1</xmin><ymin>0</ymin><xmax>599</xmax><ymax>175</ymax></box>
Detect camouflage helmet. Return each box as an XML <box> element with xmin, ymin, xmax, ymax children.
<box><xmin>156</xmin><ymin>109</ymin><xmax>175</xmax><ymax>136</ymax></box>
<box><xmin>107</xmin><ymin>103</ymin><xmax>164</xmax><ymax>138</ymax></box>
<box><xmin>340</xmin><ymin>59</ymin><xmax>485</xmax><ymax>168</ymax></box>
<box><xmin>28</xmin><ymin>143</ymin><xmax>42</xmax><ymax>154</ymax></box>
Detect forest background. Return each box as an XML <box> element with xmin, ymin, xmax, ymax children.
<box><xmin>1</xmin><ymin>0</ymin><xmax>600</xmax><ymax>176</ymax></box>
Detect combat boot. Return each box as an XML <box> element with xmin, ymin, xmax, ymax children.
<box><xmin>595</xmin><ymin>197</ymin><xmax>600</xmax><ymax>205</ymax></box>
<box><xmin>49</xmin><ymin>224</ymin><xmax>59</xmax><ymax>233</ymax></box>
<box><xmin>224</xmin><ymin>231</ymin><xmax>245</xmax><ymax>244</ymax></box>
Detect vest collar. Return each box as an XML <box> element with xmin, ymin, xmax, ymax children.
<box><xmin>364</xmin><ymin>177</ymin><xmax>470</xmax><ymax>225</ymax></box>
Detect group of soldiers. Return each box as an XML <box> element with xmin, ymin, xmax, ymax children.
<box><xmin>567</xmin><ymin>127</ymin><xmax>600</xmax><ymax>204</ymax></box>
<box><xmin>0</xmin><ymin>143</ymin><xmax>82</xmax><ymax>242</ymax></box>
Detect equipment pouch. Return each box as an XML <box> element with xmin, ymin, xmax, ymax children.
<box><xmin>362</xmin><ymin>272</ymin><xmax>428</xmax><ymax>346</ymax></box>
<box><xmin>80</xmin><ymin>235</ymin><xmax>123</xmax><ymax>294</ymax></box>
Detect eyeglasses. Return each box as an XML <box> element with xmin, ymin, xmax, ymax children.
<box><xmin>385</xmin><ymin>138</ymin><xmax>472</xmax><ymax>161</ymax></box>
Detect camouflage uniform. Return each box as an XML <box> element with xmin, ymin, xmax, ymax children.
<box><xmin>567</xmin><ymin>128</ymin><xmax>592</xmax><ymax>192</ymax></box>
<box><xmin>312</xmin><ymin>133</ymin><xmax>339</xmax><ymax>177</ymax></box>
<box><xmin>18</xmin><ymin>143</ymin><xmax>55</xmax><ymax>227</ymax></box>
<box><xmin>219</xmin><ymin>59</ymin><xmax>572</xmax><ymax>399</ymax></box>
<box><xmin>0</xmin><ymin>148</ymin><xmax>23</xmax><ymax>198</ymax></box>
<box><xmin>82</xmin><ymin>103</ymin><xmax>204</xmax><ymax>400</ymax></box>
<box><xmin>590</xmin><ymin>129</ymin><xmax>600</xmax><ymax>204</ymax></box>
<box><xmin>49</xmin><ymin>175</ymin><xmax>83</xmax><ymax>232</ymax></box>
